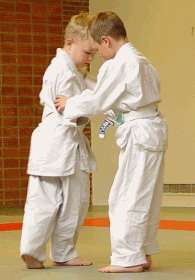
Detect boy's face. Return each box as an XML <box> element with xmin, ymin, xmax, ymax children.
<box><xmin>68</xmin><ymin>37</ymin><xmax>97</xmax><ymax>67</ymax></box>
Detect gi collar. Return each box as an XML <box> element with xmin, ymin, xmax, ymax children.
<box><xmin>115</xmin><ymin>42</ymin><xmax>134</xmax><ymax>58</ymax></box>
<box><xmin>56</xmin><ymin>48</ymin><xmax>82</xmax><ymax>77</ymax></box>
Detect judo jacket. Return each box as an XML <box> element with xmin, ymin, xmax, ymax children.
<box><xmin>27</xmin><ymin>48</ymin><xmax>96</xmax><ymax>176</ymax></box>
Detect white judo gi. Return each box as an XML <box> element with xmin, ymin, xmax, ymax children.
<box><xmin>63</xmin><ymin>43</ymin><xmax>168</xmax><ymax>266</ymax></box>
<box><xmin>20</xmin><ymin>48</ymin><xmax>96</xmax><ymax>262</ymax></box>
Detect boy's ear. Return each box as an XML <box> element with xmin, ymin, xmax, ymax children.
<box><xmin>65</xmin><ymin>37</ymin><xmax>73</xmax><ymax>46</ymax></box>
<box><xmin>101</xmin><ymin>36</ymin><xmax>111</xmax><ymax>47</ymax></box>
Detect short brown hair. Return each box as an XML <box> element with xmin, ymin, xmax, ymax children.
<box><xmin>65</xmin><ymin>12</ymin><xmax>92</xmax><ymax>40</ymax></box>
<box><xmin>89</xmin><ymin>11</ymin><xmax>127</xmax><ymax>43</ymax></box>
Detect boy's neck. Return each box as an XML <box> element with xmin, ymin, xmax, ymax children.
<box><xmin>112</xmin><ymin>37</ymin><xmax>128</xmax><ymax>54</ymax></box>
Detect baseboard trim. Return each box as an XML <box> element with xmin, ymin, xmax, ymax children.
<box><xmin>162</xmin><ymin>193</ymin><xmax>195</xmax><ymax>207</ymax></box>
<box><xmin>164</xmin><ymin>184</ymin><xmax>195</xmax><ymax>193</ymax></box>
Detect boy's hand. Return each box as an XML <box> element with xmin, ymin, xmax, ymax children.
<box><xmin>55</xmin><ymin>95</ymin><xmax>69</xmax><ymax>113</ymax></box>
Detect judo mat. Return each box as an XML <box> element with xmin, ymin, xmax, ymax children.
<box><xmin>0</xmin><ymin>207</ymin><xmax>195</xmax><ymax>280</ymax></box>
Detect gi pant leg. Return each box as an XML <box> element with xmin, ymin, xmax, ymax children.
<box><xmin>20</xmin><ymin>168</ymin><xmax>89</xmax><ymax>262</ymax></box>
<box><xmin>109</xmin><ymin>135</ymin><xmax>164</xmax><ymax>267</ymax></box>
<box><xmin>51</xmin><ymin>169</ymin><xmax>89</xmax><ymax>262</ymax></box>
<box><xmin>143</xmin><ymin>158</ymin><xmax>164</xmax><ymax>255</ymax></box>
<box><xmin>20</xmin><ymin>175</ymin><xmax>62</xmax><ymax>261</ymax></box>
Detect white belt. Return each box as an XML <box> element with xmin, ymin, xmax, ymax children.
<box><xmin>42</xmin><ymin>107</ymin><xmax>88</xmax><ymax>127</ymax></box>
<box><xmin>123</xmin><ymin>104</ymin><xmax>159</xmax><ymax>122</ymax></box>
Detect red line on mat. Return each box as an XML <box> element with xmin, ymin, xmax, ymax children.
<box><xmin>83</xmin><ymin>218</ymin><xmax>195</xmax><ymax>231</ymax></box>
<box><xmin>0</xmin><ymin>223</ymin><xmax>22</xmax><ymax>231</ymax></box>
<box><xmin>1</xmin><ymin>218</ymin><xmax>195</xmax><ymax>231</ymax></box>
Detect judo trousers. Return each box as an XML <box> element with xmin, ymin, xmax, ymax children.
<box><xmin>20</xmin><ymin>168</ymin><xmax>89</xmax><ymax>262</ymax></box>
<box><xmin>109</xmin><ymin>134</ymin><xmax>164</xmax><ymax>267</ymax></box>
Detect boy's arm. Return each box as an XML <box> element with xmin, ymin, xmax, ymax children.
<box><xmin>63</xmin><ymin>61</ymin><xmax>128</xmax><ymax>120</ymax></box>
<box><xmin>56</xmin><ymin>70</ymin><xmax>94</xmax><ymax>127</ymax></box>
<box><xmin>54</xmin><ymin>77</ymin><xmax>96</xmax><ymax>113</ymax></box>
<box><xmin>55</xmin><ymin>95</ymin><xmax>89</xmax><ymax>127</ymax></box>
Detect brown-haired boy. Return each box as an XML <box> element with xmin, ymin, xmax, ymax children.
<box><xmin>56</xmin><ymin>11</ymin><xmax>168</xmax><ymax>273</ymax></box>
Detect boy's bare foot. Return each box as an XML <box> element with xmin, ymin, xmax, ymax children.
<box><xmin>21</xmin><ymin>255</ymin><xmax>44</xmax><ymax>269</ymax></box>
<box><xmin>98</xmin><ymin>264</ymin><xmax>144</xmax><ymax>273</ymax></box>
<box><xmin>143</xmin><ymin>255</ymin><xmax>152</xmax><ymax>270</ymax></box>
<box><xmin>55</xmin><ymin>257</ymin><xmax>92</xmax><ymax>266</ymax></box>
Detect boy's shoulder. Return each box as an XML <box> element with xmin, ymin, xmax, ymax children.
<box><xmin>117</xmin><ymin>43</ymin><xmax>149</xmax><ymax>66</ymax></box>
<box><xmin>43</xmin><ymin>52</ymin><xmax>73</xmax><ymax>82</ymax></box>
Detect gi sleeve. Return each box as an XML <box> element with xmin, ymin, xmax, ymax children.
<box><xmin>63</xmin><ymin>60</ymin><xmax>128</xmax><ymax>120</ymax></box>
<box><xmin>55</xmin><ymin>70</ymin><xmax>75</xmax><ymax>98</ymax></box>
<box><xmin>40</xmin><ymin>68</ymin><xmax>78</xmax><ymax>126</ymax></box>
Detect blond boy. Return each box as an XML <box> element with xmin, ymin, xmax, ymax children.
<box><xmin>20</xmin><ymin>13</ymin><xmax>97</xmax><ymax>269</ymax></box>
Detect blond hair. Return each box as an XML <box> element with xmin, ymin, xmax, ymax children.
<box><xmin>89</xmin><ymin>11</ymin><xmax>127</xmax><ymax>43</ymax></box>
<box><xmin>65</xmin><ymin>12</ymin><xmax>92</xmax><ymax>40</ymax></box>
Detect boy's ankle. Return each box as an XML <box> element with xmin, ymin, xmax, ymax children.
<box><xmin>21</xmin><ymin>254</ymin><xmax>45</xmax><ymax>269</ymax></box>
